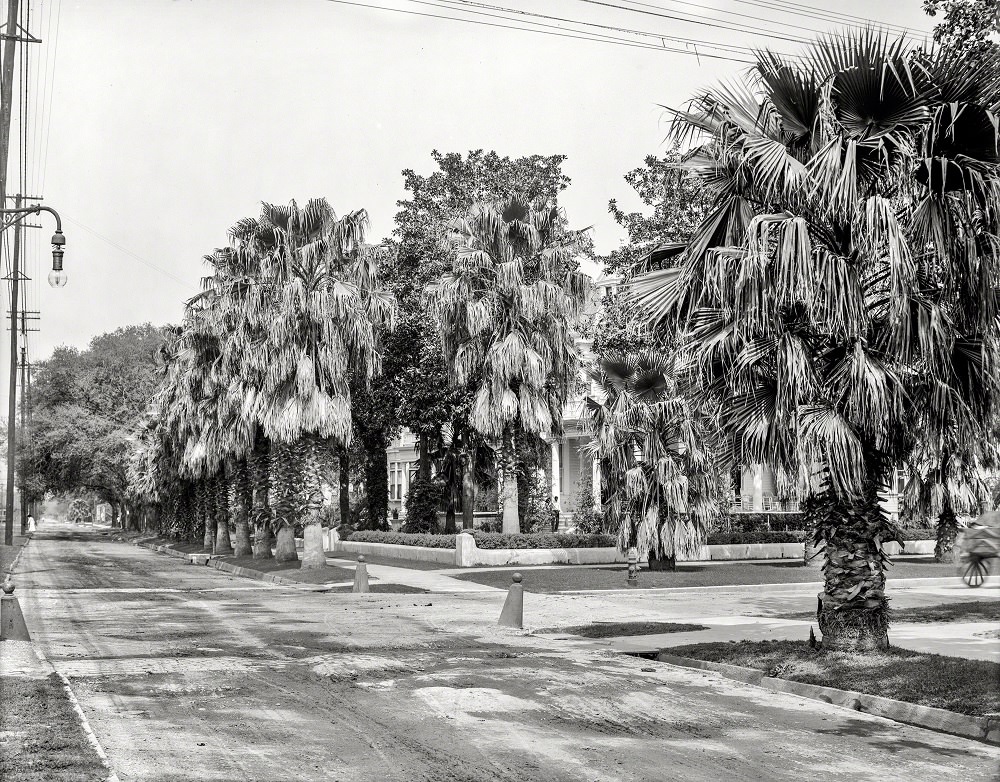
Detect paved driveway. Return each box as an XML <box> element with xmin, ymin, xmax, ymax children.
<box><xmin>7</xmin><ymin>522</ymin><xmax>999</xmax><ymax>782</ymax></box>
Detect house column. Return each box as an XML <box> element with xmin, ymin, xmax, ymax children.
<box><xmin>752</xmin><ymin>465</ymin><xmax>764</xmax><ymax>512</ymax></box>
<box><xmin>550</xmin><ymin>439</ymin><xmax>561</xmax><ymax>501</ymax></box>
<box><xmin>592</xmin><ymin>455</ymin><xmax>602</xmax><ymax>511</ymax></box>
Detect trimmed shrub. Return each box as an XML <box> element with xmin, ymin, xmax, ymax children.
<box><xmin>346</xmin><ymin>530</ymin><xmax>456</xmax><ymax>549</ymax></box>
<box><xmin>402</xmin><ymin>475</ymin><xmax>446</xmax><ymax>533</ymax></box>
<box><xmin>898</xmin><ymin>528</ymin><xmax>936</xmax><ymax>541</ymax></box>
<box><xmin>707</xmin><ymin>530</ymin><xmax>808</xmax><ymax>545</ymax></box>
<box><xmin>470</xmin><ymin>531</ymin><xmax>617</xmax><ymax>549</ymax></box>
<box><xmin>719</xmin><ymin>513</ymin><xmax>808</xmax><ymax>533</ymax></box>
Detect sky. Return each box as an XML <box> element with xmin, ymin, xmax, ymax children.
<box><xmin>5</xmin><ymin>0</ymin><xmax>934</xmax><ymax>373</ymax></box>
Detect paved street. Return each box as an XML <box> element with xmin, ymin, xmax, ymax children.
<box><xmin>5</xmin><ymin>522</ymin><xmax>999</xmax><ymax>782</ymax></box>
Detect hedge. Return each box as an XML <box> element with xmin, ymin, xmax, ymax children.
<box><xmin>720</xmin><ymin>513</ymin><xmax>808</xmax><ymax>532</ymax></box>
<box><xmin>344</xmin><ymin>530</ymin><xmax>616</xmax><ymax>549</ymax></box>
<box><xmin>470</xmin><ymin>531</ymin><xmax>617</xmax><ymax>549</ymax></box>
<box><xmin>346</xmin><ymin>531</ymin><xmax>457</xmax><ymax>549</ymax></box>
<box><xmin>898</xmin><ymin>528</ymin><xmax>936</xmax><ymax>541</ymax></box>
<box><xmin>707</xmin><ymin>531</ymin><xmax>807</xmax><ymax>545</ymax></box>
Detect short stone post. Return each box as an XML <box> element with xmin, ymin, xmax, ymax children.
<box><xmin>352</xmin><ymin>555</ymin><xmax>370</xmax><ymax>594</ymax></box>
<box><xmin>0</xmin><ymin>580</ymin><xmax>31</xmax><ymax>641</ymax></box>
<box><xmin>498</xmin><ymin>573</ymin><xmax>523</xmax><ymax>628</ymax></box>
<box><xmin>626</xmin><ymin>547</ymin><xmax>639</xmax><ymax>586</ymax></box>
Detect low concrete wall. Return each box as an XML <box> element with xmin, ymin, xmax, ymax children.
<box><xmin>686</xmin><ymin>542</ymin><xmax>805</xmax><ymax>561</ymax></box>
<box><xmin>326</xmin><ymin>529</ymin><xmax>936</xmax><ymax>567</ymax></box>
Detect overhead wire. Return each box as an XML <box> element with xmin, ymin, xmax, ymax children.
<box><xmin>436</xmin><ymin>0</ymin><xmax>796</xmax><ymax>58</ymax></box>
<box><xmin>322</xmin><ymin>0</ymin><xmax>758</xmax><ymax>62</ymax></box>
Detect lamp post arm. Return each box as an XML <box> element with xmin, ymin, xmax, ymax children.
<box><xmin>0</xmin><ymin>204</ymin><xmax>62</xmax><ymax>233</ymax></box>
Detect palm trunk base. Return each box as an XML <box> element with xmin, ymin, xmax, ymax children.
<box><xmin>301</xmin><ymin>521</ymin><xmax>326</xmax><ymax>570</ymax></box>
<box><xmin>252</xmin><ymin>526</ymin><xmax>274</xmax><ymax>560</ymax></box>
<box><xmin>817</xmin><ymin>597</ymin><xmax>889</xmax><ymax>652</ymax></box>
<box><xmin>647</xmin><ymin>554</ymin><xmax>676</xmax><ymax>571</ymax></box>
<box><xmin>232</xmin><ymin>520</ymin><xmax>252</xmax><ymax>557</ymax></box>
<box><xmin>274</xmin><ymin>526</ymin><xmax>298</xmax><ymax>562</ymax></box>
<box><xmin>214</xmin><ymin>520</ymin><xmax>233</xmax><ymax>555</ymax></box>
<box><xmin>203</xmin><ymin>523</ymin><xmax>215</xmax><ymax>553</ymax></box>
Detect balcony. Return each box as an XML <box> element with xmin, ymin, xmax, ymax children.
<box><xmin>729</xmin><ymin>495</ymin><xmax>800</xmax><ymax>513</ymax></box>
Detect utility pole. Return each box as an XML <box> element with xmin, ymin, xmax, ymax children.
<box><xmin>18</xmin><ymin>342</ymin><xmax>25</xmax><ymax>534</ymax></box>
<box><xmin>0</xmin><ymin>0</ymin><xmax>20</xmax><ymax>547</ymax></box>
<box><xmin>4</xmin><ymin>190</ymin><xmax>20</xmax><ymax>545</ymax></box>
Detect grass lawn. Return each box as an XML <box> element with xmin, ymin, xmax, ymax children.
<box><xmin>0</xmin><ymin>533</ymin><xmax>29</xmax><ymax>577</ymax></box>
<box><xmin>668</xmin><ymin>640</ymin><xmax>1000</xmax><ymax>717</ymax></box>
<box><xmin>452</xmin><ymin>557</ymin><xmax>959</xmax><ymax>593</ymax></box>
<box><xmin>537</xmin><ymin>621</ymin><xmax>708</xmax><ymax>638</ymax></box>
<box><xmin>781</xmin><ymin>599</ymin><xmax>1000</xmax><ymax>623</ymax></box>
<box><xmin>325</xmin><ymin>552</ymin><xmax>448</xmax><ymax>571</ymax></box>
<box><xmin>0</xmin><ymin>674</ymin><xmax>106</xmax><ymax>781</ymax></box>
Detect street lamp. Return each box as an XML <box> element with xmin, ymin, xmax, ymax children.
<box><xmin>0</xmin><ymin>203</ymin><xmax>65</xmax><ymax>546</ymax></box>
<box><xmin>48</xmin><ymin>228</ymin><xmax>66</xmax><ymax>288</ymax></box>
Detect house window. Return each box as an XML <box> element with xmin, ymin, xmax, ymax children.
<box><xmin>388</xmin><ymin>462</ymin><xmax>405</xmax><ymax>501</ymax></box>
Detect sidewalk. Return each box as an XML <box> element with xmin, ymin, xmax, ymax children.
<box><xmin>325</xmin><ymin>554</ymin><xmax>501</xmax><ymax>592</ymax></box>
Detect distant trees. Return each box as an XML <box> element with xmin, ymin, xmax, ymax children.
<box><xmin>22</xmin><ymin>324</ymin><xmax>169</xmax><ymax>528</ymax></box>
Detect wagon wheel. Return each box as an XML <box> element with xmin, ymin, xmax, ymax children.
<box><xmin>962</xmin><ymin>557</ymin><xmax>989</xmax><ymax>588</ymax></box>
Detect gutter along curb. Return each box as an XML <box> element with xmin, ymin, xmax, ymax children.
<box><xmin>647</xmin><ymin>651</ymin><xmax>1000</xmax><ymax>746</ymax></box>
<box><xmin>132</xmin><ymin>540</ymin><xmax>300</xmax><ymax>586</ymax></box>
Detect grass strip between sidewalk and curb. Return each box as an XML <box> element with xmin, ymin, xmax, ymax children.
<box><xmin>1</xmin><ymin>532</ymin><xmax>32</xmax><ymax>579</ymax></box>
<box><xmin>633</xmin><ymin>640</ymin><xmax>1000</xmax><ymax>745</ymax></box>
<box><xmin>0</xmin><ymin>673</ymin><xmax>113</xmax><ymax>782</ymax></box>
<box><xmin>536</xmin><ymin>621</ymin><xmax>710</xmax><ymax>638</ymax></box>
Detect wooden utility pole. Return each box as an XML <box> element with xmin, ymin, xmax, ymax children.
<box><xmin>0</xmin><ymin>0</ymin><xmax>19</xmax><ymax>547</ymax></box>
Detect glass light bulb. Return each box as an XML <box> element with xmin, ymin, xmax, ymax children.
<box><xmin>48</xmin><ymin>268</ymin><xmax>68</xmax><ymax>288</ymax></box>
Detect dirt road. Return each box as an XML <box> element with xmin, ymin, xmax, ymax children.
<box><xmin>9</xmin><ymin>523</ymin><xmax>1000</xmax><ymax>781</ymax></box>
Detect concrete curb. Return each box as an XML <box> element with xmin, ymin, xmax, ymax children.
<box><xmin>649</xmin><ymin>651</ymin><xmax>1000</xmax><ymax>745</ymax></box>
<box><xmin>133</xmin><ymin>540</ymin><xmax>301</xmax><ymax>586</ymax></box>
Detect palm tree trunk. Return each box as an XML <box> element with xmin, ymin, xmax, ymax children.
<box><xmin>810</xmin><ymin>465</ymin><xmax>897</xmax><ymax>652</ymax></box>
<box><xmin>213</xmin><ymin>474</ymin><xmax>233</xmax><ymax>555</ymax></box>
<box><xmin>501</xmin><ymin>434</ymin><xmax>519</xmax><ymax>534</ymax></box>
<box><xmin>271</xmin><ymin>442</ymin><xmax>299</xmax><ymax>563</ymax></box>
<box><xmin>231</xmin><ymin>463</ymin><xmax>253</xmax><ymax>557</ymax></box>
<box><xmin>274</xmin><ymin>526</ymin><xmax>297</xmax><ymax>562</ymax></box>
<box><xmin>198</xmin><ymin>480</ymin><xmax>214</xmax><ymax>552</ymax></box>
<box><xmin>249</xmin><ymin>445</ymin><xmax>274</xmax><ymax>560</ymax></box>
<box><xmin>301</xmin><ymin>436</ymin><xmax>328</xmax><ymax>570</ymax></box>
<box><xmin>461</xmin><ymin>448</ymin><xmax>476</xmax><ymax>530</ymax></box>
<box><xmin>934</xmin><ymin>496</ymin><xmax>959</xmax><ymax>564</ymax></box>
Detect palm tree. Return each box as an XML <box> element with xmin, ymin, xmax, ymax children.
<box><xmin>429</xmin><ymin>196</ymin><xmax>592</xmax><ymax>533</ymax></box>
<box><xmin>630</xmin><ymin>32</ymin><xmax>1000</xmax><ymax>650</ymax></box>
<box><xmin>585</xmin><ymin>352</ymin><xmax>722</xmax><ymax>573</ymax></box>
<box><xmin>229</xmin><ymin>199</ymin><xmax>395</xmax><ymax>568</ymax></box>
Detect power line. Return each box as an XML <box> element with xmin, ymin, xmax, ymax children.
<box><xmin>61</xmin><ymin>215</ymin><xmax>201</xmax><ymax>290</ymax></box>
<box><xmin>726</xmin><ymin>0</ymin><xmax>920</xmax><ymax>35</ymax></box>
<box><xmin>437</xmin><ymin>0</ymin><xmax>792</xmax><ymax>58</ymax></box>
<box><xmin>322</xmin><ymin>0</ymin><xmax>757</xmax><ymax>61</ymax></box>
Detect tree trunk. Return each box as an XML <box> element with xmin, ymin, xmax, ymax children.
<box><xmin>274</xmin><ymin>525</ymin><xmax>298</xmax><ymax>562</ymax></box>
<box><xmin>233</xmin><ymin>516</ymin><xmax>252</xmax><ymax>557</ymax></box>
<box><xmin>301</xmin><ymin>510</ymin><xmax>326</xmax><ymax>570</ymax></box>
<box><xmin>934</xmin><ymin>499</ymin><xmax>958</xmax><ymax>564</ymax></box>
<box><xmin>808</xmin><ymin>471</ymin><xmax>896</xmax><ymax>652</ymax></box>
<box><xmin>501</xmin><ymin>434</ymin><xmax>519</xmax><ymax>535</ymax></box>
<box><xmin>647</xmin><ymin>553</ymin><xmax>676</xmax><ymax>571</ymax></box>
<box><xmin>215</xmin><ymin>516</ymin><xmax>233</xmax><ymax>555</ymax></box>
<box><xmin>252</xmin><ymin>524</ymin><xmax>274</xmax><ymax>560</ymax></box>
<box><xmin>111</xmin><ymin>502</ymin><xmax>120</xmax><ymax>529</ymax></box>
<box><xmin>461</xmin><ymin>449</ymin><xmax>476</xmax><ymax>530</ymax></box>
<box><xmin>444</xmin><ymin>489</ymin><xmax>457</xmax><ymax>534</ymax></box>
<box><xmin>339</xmin><ymin>449</ymin><xmax>351</xmax><ymax>527</ymax></box>
<box><xmin>364</xmin><ymin>431</ymin><xmax>390</xmax><ymax>531</ymax></box>
<box><xmin>203</xmin><ymin>513</ymin><xmax>215</xmax><ymax>552</ymax></box>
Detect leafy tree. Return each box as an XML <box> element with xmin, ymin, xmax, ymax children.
<box><xmin>631</xmin><ymin>32</ymin><xmax>1000</xmax><ymax>651</ymax></box>
<box><xmin>924</xmin><ymin>0</ymin><xmax>999</xmax><ymax>62</ymax></box>
<box><xmin>24</xmin><ymin>325</ymin><xmax>169</xmax><ymax>527</ymax></box>
<box><xmin>391</xmin><ymin>150</ymin><xmax>575</xmax><ymax>529</ymax></box>
<box><xmin>429</xmin><ymin>196</ymin><xmax>592</xmax><ymax>533</ymax></box>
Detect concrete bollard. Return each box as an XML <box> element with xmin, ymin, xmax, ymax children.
<box><xmin>352</xmin><ymin>555</ymin><xmax>370</xmax><ymax>594</ymax></box>
<box><xmin>0</xmin><ymin>580</ymin><xmax>31</xmax><ymax>641</ymax></box>
<box><xmin>498</xmin><ymin>572</ymin><xmax>524</xmax><ymax>629</ymax></box>
<box><xmin>626</xmin><ymin>547</ymin><xmax>639</xmax><ymax>586</ymax></box>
